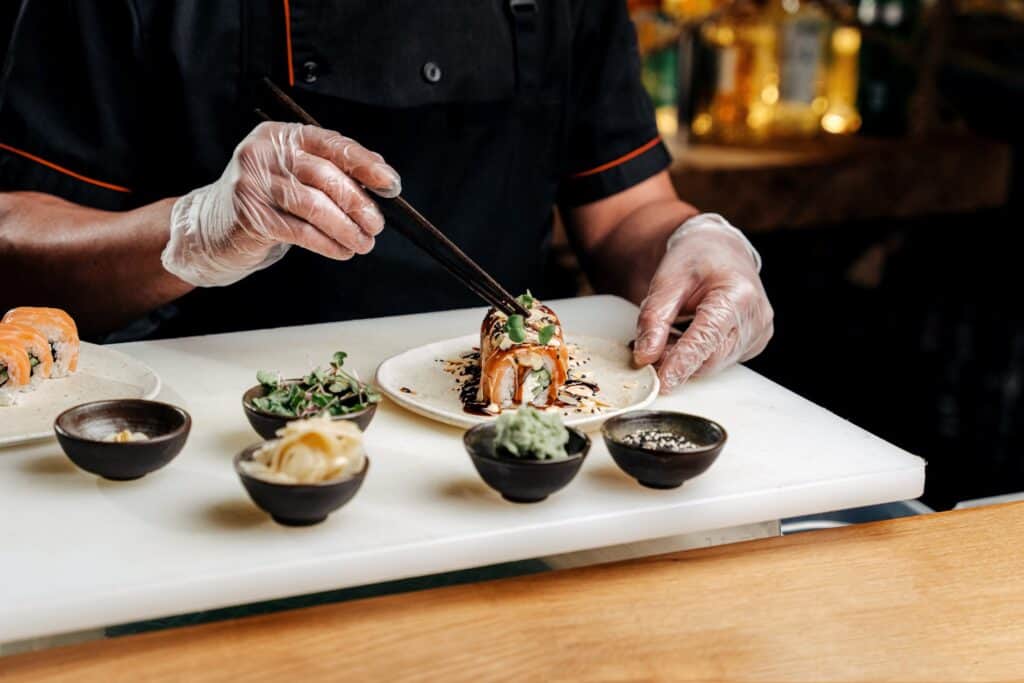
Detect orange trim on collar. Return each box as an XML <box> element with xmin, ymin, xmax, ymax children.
<box><xmin>0</xmin><ymin>142</ymin><xmax>131</xmax><ymax>193</ymax></box>
<box><xmin>283</xmin><ymin>0</ymin><xmax>295</xmax><ymax>87</ymax></box>
<box><xmin>569</xmin><ymin>136</ymin><xmax>662</xmax><ymax>179</ymax></box>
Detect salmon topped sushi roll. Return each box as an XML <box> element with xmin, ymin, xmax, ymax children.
<box><xmin>478</xmin><ymin>293</ymin><xmax>568</xmax><ymax>411</ymax></box>
<box><xmin>0</xmin><ymin>323</ymin><xmax>54</xmax><ymax>381</ymax></box>
<box><xmin>0</xmin><ymin>339</ymin><xmax>32</xmax><ymax>406</ymax></box>
<box><xmin>2</xmin><ymin>307</ymin><xmax>79</xmax><ymax>377</ymax></box>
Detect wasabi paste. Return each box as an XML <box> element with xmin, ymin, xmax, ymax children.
<box><xmin>494</xmin><ymin>406</ymin><xmax>569</xmax><ymax>460</ymax></box>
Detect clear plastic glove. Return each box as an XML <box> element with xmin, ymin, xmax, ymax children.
<box><xmin>162</xmin><ymin>121</ymin><xmax>401</xmax><ymax>287</ymax></box>
<box><xmin>633</xmin><ymin>214</ymin><xmax>773</xmax><ymax>394</ymax></box>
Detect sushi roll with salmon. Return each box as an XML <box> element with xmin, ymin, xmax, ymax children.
<box><xmin>0</xmin><ymin>339</ymin><xmax>32</xmax><ymax>406</ymax></box>
<box><xmin>478</xmin><ymin>293</ymin><xmax>568</xmax><ymax>411</ymax></box>
<box><xmin>0</xmin><ymin>322</ymin><xmax>54</xmax><ymax>382</ymax></box>
<box><xmin>2</xmin><ymin>307</ymin><xmax>79</xmax><ymax>377</ymax></box>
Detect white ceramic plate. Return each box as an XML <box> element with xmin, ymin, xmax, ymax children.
<box><xmin>376</xmin><ymin>334</ymin><xmax>658</xmax><ymax>431</ymax></box>
<box><xmin>0</xmin><ymin>342</ymin><xmax>161</xmax><ymax>446</ymax></box>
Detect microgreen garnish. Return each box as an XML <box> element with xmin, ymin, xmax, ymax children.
<box><xmin>507</xmin><ymin>314</ymin><xmax>526</xmax><ymax>343</ymax></box>
<box><xmin>538</xmin><ymin>324</ymin><xmax>556</xmax><ymax>345</ymax></box>
<box><xmin>251</xmin><ymin>351</ymin><xmax>381</xmax><ymax>418</ymax></box>
<box><xmin>516</xmin><ymin>291</ymin><xmax>535</xmax><ymax>309</ymax></box>
<box><xmin>255</xmin><ymin>369</ymin><xmax>279</xmax><ymax>386</ymax></box>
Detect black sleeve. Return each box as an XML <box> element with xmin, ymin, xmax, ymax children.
<box><xmin>1</xmin><ymin>4</ymin><xmax>17</xmax><ymax>49</ymax></box>
<box><xmin>557</xmin><ymin>0</ymin><xmax>671</xmax><ymax>208</ymax></box>
<box><xmin>0</xmin><ymin>1</ymin><xmax>147</xmax><ymax>210</ymax></box>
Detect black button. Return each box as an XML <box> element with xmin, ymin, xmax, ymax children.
<box><xmin>421</xmin><ymin>61</ymin><xmax>442</xmax><ymax>84</ymax></box>
<box><xmin>510</xmin><ymin>0</ymin><xmax>538</xmax><ymax>14</ymax></box>
<box><xmin>303</xmin><ymin>61</ymin><xmax>319</xmax><ymax>84</ymax></box>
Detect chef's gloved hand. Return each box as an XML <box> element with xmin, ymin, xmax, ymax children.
<box><xmin>162</xmin><ymin>121</ymin><xmax>401</xmax><ymax>287</ymax></box>
<box><xmin>633</xmin><ymin>214</ymin><xmax>773</xmax><ymax>394</ymax></box>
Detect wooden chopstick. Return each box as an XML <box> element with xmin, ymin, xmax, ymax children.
<box><xmin>258</xmin><ymin>80</ymin><xmax>529</xmax><ymax>318</ymax></box>
<box><xmin>386</xmin><ymin>195</ymin><xmax>527</xmax><ymax>315</ymax></box>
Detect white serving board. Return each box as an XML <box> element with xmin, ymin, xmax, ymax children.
<box><xmin>375</xmin><ymin>333</ymin><xmax>659</xmax><ymax>430</ymax></box>
<box><xmin>0</xmin><ymin>343</ymin><xmax>161</xmax><ymax>446</ymax></box>
<box><xmin>0</xmin><ymin>296</ymin><xmax>924</xmax><ymax>643</ymax></box>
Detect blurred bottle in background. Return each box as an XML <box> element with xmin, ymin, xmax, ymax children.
<box><xmin>822</xmin><ymin>24</ymin><xmax>863</xmax><ymax>134</ymax></box>
<box><xmin>684</xmin><ymin>0</ymin><xmax>863</xmax><ymax>145</ymax></box>
<box><xmin>633</xmin><ymin>0</ymin><xmax>723</xmax><ymax>139</ymax></box>
<box><xmin>765</xmin><ymin>0</ymin><xmax>832</xmax><ymax>139</ymax></box>
<box><xmin>663</xmin><ymin>0</ymin><xmax>724</xmax><ymax>138</ymax></box>
<box><xmin>633</xmin><ymin>1</ymin><xmax>680</xmax><ymax>137</ymax></box>
<box><xmin>689</xmin><ymin>0</ymin><xmax>777</xmax><ymax>144</ymax></box>
<box><xmin>856</xmin><ymin>0</ymin><xmax>921</xmax><ymax>136</ymax></box>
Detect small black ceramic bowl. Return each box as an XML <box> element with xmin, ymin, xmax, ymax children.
<box><xmin>234</xmin><ymin>445</ymin><xmax>369</xmax><ymax>526</ymax></box>
<box><xmin>242</xmin><ymin>381</ymin><xmax>378</xmax><ymax>440</ymax></box>
<box><xmin>601</xmin><ymin>411</ymin><xmax>727</xmax><ymax>490</ymax></box>
<box><xmin>54</xmin><ymin>399</ymin><xmax>191</xmax><ymax>481</ymax></box>
<box><xmin>463</xmin><ymin>423</ymin><xmax>591</xmax><ymax>503</ymax></box>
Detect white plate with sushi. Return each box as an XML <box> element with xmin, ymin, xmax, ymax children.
<box><xmin>376</xmin><ymin>332</ymin><xmax>659</xmax><ymax>432</ymax></box>
<box><xmin>0</xmin><ymin>342</ymin><xmax>161</xmax><ymax>447</ymax></box>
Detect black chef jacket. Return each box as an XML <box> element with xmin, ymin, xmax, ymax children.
<box><xmin>0</xmin><ymin>1</ymin><xmax>670</xmax><ymax>338</ymax></box>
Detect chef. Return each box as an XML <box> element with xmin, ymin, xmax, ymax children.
<box><xmin>0</xmin><ymin>0</ymin><xmax>772</xmax><ymax>392</ymax></box>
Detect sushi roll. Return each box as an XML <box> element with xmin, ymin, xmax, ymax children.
<box><xmin>0</xmin><ymin>322</ymin><xmax>54</xmax><ymax>382</ymax></box>
<box><xmin>2</xmin><ymin>307</ymin><xmax>79</xmax><ymax>377</ymax></box>
<box><xmin>0</xmin><ymin>339</ymin><xmax>32</xmax><ymax>406</ymax></box>
<box><xmin>478</xmin><ymin>294</ymin><xmax>568</xmax><ymax>411</ymax></box>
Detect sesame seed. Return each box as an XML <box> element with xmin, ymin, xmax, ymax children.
<box><xmin>620</xmin><ymin>429</ymin><xmax>698</xmax><ymax>452</ymax></box>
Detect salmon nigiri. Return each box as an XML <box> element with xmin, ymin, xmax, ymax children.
<box><xmin>0</xmin><ymin>339</ymin><xmax>32</xmax><ymax>406</ymax></box>
<box><xmin>2</xmin><ymin>307</ymin><xmax>79</xmax><ymax>377</ymax></box>
<box><xmin>0</xmin><ymin>322</ymin><xmax>54</xmax><ymax>381</ymax></box>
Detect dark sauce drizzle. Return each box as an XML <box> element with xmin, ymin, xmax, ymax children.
<box><xmin>456</xmin><ymin>351</ymin><xmax>491</xmax><ymax>416</ymax></box>
<box><xmin>562</xmin><ymin>378</ymin><xmax>600</xmax><ymax>394</ymax></box>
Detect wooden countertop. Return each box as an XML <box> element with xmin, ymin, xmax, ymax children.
<box><xmin>5</xmin><ymin>503</ymin><xmax>1024</xmax><ymax>681</ymax></box>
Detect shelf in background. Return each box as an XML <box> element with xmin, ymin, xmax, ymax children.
<box><xmin>665</xmin><ymin>133</ymin><xmax>1013</xmax><ymax>232</ymax></box>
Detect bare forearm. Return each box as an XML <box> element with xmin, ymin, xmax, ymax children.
<box><xmin>0</xmin><ymin>192</ymin><xmax>192</xmax><ymax>335</ymax></box>
<box><xmin>569</xmin><ymin>172</ymin><xmax>699</xmax><ymax>304</ymax></box>
<box><xmin>584</xmin><ymin>199</ymin><xmax>698</xmax><ymax>303</ymax></box>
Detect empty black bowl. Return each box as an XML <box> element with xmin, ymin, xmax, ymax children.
<box><xmin>54</xmin><ymin>399</ymin><xmax>191</xmax><ymax>481</ymax></box>
<box><xmin>242</xmin><ymin>381</ymin><xmax>378</xmax><ymax>440</ymax></box>
<box><xmin>601</xmin><ymin>411</ymin><xmax>727</xmax><ymax>490</ymax></box>
<box><xmin>234</xmin><ymin>445</ymin><xmax>369</xmax><ymax>526</ymax></box>
<box><xmin>463</xmin><ymin>423</ymin><xmax>591</xmax><ymax>503</ymax></box>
